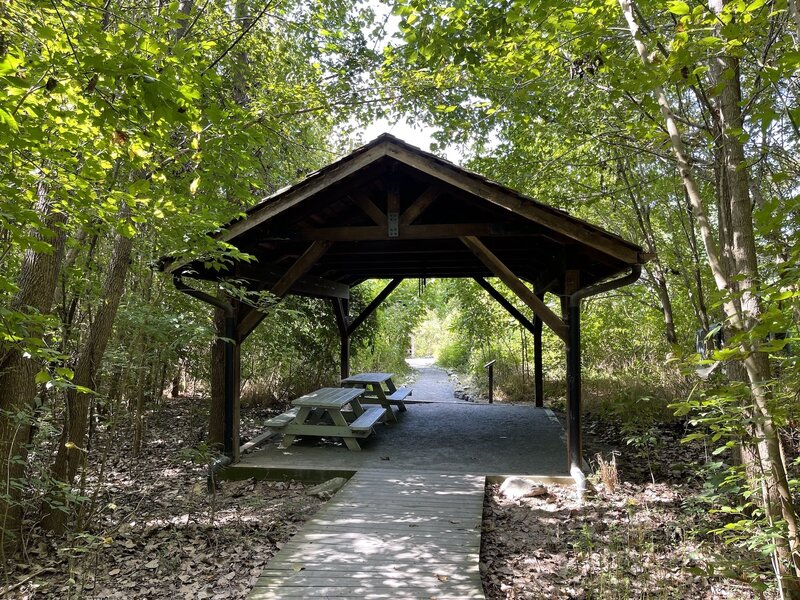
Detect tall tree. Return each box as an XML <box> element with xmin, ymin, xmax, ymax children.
<box><xmin>0</xmin><ymin>183</ymin><xmax>66</xmax><ymax>552</ymax></box>
<box><xmin>1</xmin><ymin>0</ymin><xmax>379</xmax><ymax>544</ymax></box>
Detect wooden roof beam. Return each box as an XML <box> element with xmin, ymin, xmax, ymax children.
<box><xmin>347</xmin><ymin>278</ymin><xmax>403</xmax><ymax>336</ymax></box>
<box><xmin>350</xmin><ymin>191</ymin><xmax>387</xmax><ymax>226</ymax></box>
<box><xmin>385</xmin><ymin>144</ymin><xmax>641</xmax><ymax>264</ymax></box>
<box><xmin>271</xmin><ymin>240</ymin><xmax>333</xmax><ymax>298</ymax></box>
<box><xmin>399</xmin><ymin>186</ymin><xmax>442</xmax><ymax>226</ymax></box>
<box><xmin>297</xmin><ymin>223</ymin><xmax>520</xmax><ymax>241</ymax></box>
<box><xmin>461</xmin><ymin>236</ymin><xmax>568</xmax><ymax>342</ymax></box>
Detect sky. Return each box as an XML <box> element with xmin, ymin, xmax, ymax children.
<box><xmin>358</xmin><ymin>118</ymin><xmax>437</xmax><ymax>150</ymax></box>
<box><xmin>347</xmin><ymin>0</ymin><xmax>461</xmax><ymax>163</ymax></box>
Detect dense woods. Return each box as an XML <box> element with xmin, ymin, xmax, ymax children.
<box><xmin>1</xmin><ymin>0</ymin><xmax>799</xmax><ymax>596</ymax></box>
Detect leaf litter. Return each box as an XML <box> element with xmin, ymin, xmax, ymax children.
<box><xmin>480</xmin><ymin>411</ymin><xmax>775</xmax><ymax>599</ymax></box>
<box><xmin>5</xmin><ymin>398</ymin><xmax>324</xmax><ymax>599</ymax></box>
<box><xmin>5</xmin><ymin>399</ymin><xmax>777</xmax><ymax>599</ymax></box>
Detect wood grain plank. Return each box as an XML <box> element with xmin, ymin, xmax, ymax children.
<box><xmin>247</xmin><ymin>470</ymin><xmax>486</xmax><ymax>599</ymax></box>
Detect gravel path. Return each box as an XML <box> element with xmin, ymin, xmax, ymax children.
<box><xmin>405</xmin><ymin>357</ymin><xmax>467</xmax><ymax>403</ymax></box>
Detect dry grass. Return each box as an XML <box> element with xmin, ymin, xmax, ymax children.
<box><xmin>594</xmin><ymin>452</ymin><xmax>620</xmax><ymax>493</ymax></box>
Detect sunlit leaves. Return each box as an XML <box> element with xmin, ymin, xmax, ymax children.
<box><xmin>667</xmin><ymin>1</ymin><xmax>690</xmax><ymax>15</ymax></box>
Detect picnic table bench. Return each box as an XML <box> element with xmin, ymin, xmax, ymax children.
<box><xmin>265</xmin><ymin>387</ymin><xmax>384</xmax><ymax>451</ymax></box>
<box><xmin>340</xmin><ymin>372</ymin><xmax>412</xmax><ymax>423</ymax></box>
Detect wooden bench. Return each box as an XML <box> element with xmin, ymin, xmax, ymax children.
<box><xmin>386</xmin><ymin>387</ymin><xmax>412</xmax><ymax>412</ymax></box>
<box><xmin>265</xmin><ymin>407</ymin><xmax>299</xmax><ymax>429</ymax></box>
<box><xmin>349</xmin><ymin>406</ymin><xmax>386</xmax><ymax>432</ymax></box>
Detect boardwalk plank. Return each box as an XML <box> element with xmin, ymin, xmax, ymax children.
<box><xmin>246</xmin><ymin>470</ymin><xmax>486</xmax><ymax>599</ymax></box>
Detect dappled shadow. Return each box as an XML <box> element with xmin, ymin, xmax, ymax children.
<box><xmin>480</xmin><ymin>482</ymin><xmax>765</xmax><ymax>600</ymax></box>
<box><xmin>249</xmin><ymin>470</ymin><xmax>486</xmax><ymax>599</ymax></box>
<box><xmin>12</xmin><ymin>398</ymin><xmax>324</xmax><ymax>599</ymax></box>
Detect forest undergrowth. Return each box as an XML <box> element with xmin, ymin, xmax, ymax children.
<box><xmin>1</xmin><ymin>374</ymin><xmax>785</xmax><ymax>599</ymax></box>
<box><xmin>3</xmin><ymin>399</ymin><xmax>322</xmax><ymax>599</ymax></box>
<box><xmin>480</xmin><ymin>375</ymin><xmax>778</xmax><ymax>600</ymax></box>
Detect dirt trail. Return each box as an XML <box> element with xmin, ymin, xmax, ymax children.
<box><xmin>405</xmin><ymin>357</ymin><xmax>470</xmax><ymax>403</ymax></box>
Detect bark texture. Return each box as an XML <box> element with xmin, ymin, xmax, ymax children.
<box><xmin>617</xmin><ymin>157</ymin><xmax>677</xmax><ymax>344</ymax></box>
<box><xmin>711</xmin><ymin>46</ymin><xmax>800</xmax><ymax>588</ymax></box>
<box><xmin>42</xmin><ymin>210</ymin><xmax>133</xmax><ymax>532</ymax></box>
<box><xmin>0</xmin><ymin>183</ymin><xmax>66</xmax><ymax>552</ymax></box>
<box><xmin>619</xmin><ymin>0</ymin><xmax>800</xmax><ymax>593</ymax></box>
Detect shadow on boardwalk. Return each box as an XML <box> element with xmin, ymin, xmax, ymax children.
<box><xmin>238</xmin><ymin>358</ymin><xmax>570</xmax><ymax>600</ymax></box>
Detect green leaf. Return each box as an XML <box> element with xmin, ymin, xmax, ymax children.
<box><xmin>745</xmin><ymin>0</ymin><xmax>767</xmax><ymax>11</ymax></box>
<box><xmin>0</xmin><ymin>49</ymin><xmax>24</xmax><ymax>75</ymax></box>
<box><xmin>0</xmin><ymin>108</ymin><xmax>19</xmax><ymax>132</ymax></box>
<box><xmin>667</xmin><ymin>1</ymin><xmax>691</xmax><ymax>15</ymax></box>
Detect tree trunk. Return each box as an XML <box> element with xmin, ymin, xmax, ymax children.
<box><xmin>616</xmin><ymin>157</ymin><xmax>678</xmax><ymax>344</ymax></box>
<box><xmin>790</xmin><ymin>0</ymin><xmax>800</xmax><ymax>42</ymax></box>
<box><xmin>619</xmin><ymin>0</ymin><xmax>800</xmax><ymax>592</ymax></box>
<box><xmin>131</xmin><ymin>341</ymin><xmax>149</xmax><ymax>458</ymax></box>
<box><xmin>671</xmin><ymin>191</ymin><xmax>711</xmax><ymax>331</ymax></box>
<box><xmin>710</xmin><ymin>37</ymin><xmax>800</xmax><ymax>586</ymax></box>
<box><xmin>42</xmin><ymin>208</ymin><xmax>134</xmax><ymax>532</ymax></box>
<box><xmin>0</xmin><ymin>181</ymin><xmax>66</xmax><ymax>554</ymax></box>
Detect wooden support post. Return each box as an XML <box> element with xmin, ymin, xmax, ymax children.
<box><xmin>533</xmin><ymin>312</ymin><xmax>544</xmax><ymax>408</ymax></box>
<box><xmin>567</xmin><ymin>301</ymin><xmax>582</xmax><ymax>474</ymax></box>
<box><xmin>332</xmin><ymin>298</ymin><xmax>350</xmax><ymax>380</ymax></box>
<box><xmin>347</xmin><ymin>278</ymin><xmax>403</xmax><ymax>336</ymax></box>
<box><xmin>461</xmin><ymin>236</ymin><xmax>568</xmax><ymax>341</ymax></box>
<box><xmin>223</xmin><ymin>313</ymin><xmax>236</xmax><ymax>457</ymax></box>
<box><xmin>564</xmin><ymin>269</ymin><xmax>581</xmax><ymax>473</ymax></box>
<box><xmin>271</xmin><ymin>240</ymin><xmax>333</xmax><ymax>298</ymax></box>
<box><xmin>387</xmin><ymin>181</ymin><xmax>400</xmax><ymax>238</ymax></box>
<box><xmin>232</xmin><ymin>343</ymin><xmax>241</xmax><ymax>461</ymax></box>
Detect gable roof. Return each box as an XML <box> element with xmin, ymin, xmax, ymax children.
<box><xmin>167</xmin><ymin>134</ymin><xmax>645</xmax><ymax>295</ymax></box>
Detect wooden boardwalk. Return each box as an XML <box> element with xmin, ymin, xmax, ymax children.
<box><xmin>248</xmin><ymin>469</ymin><xmax>486</xmax><ymax>599</ymax></box>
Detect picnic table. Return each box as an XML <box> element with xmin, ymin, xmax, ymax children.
<box><xmin>265</xmin><ymin>387</ymin><xmax>385</xmax><ymax>451</ymax></box>
<box><xmin>340</xmin><ymin>372</ymin><xmax>412</xmax><ymax>423</ymax></box>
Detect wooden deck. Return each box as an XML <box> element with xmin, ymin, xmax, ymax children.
<box><xmin>248</xmin><ymin>469</ymin><xmax>486</xmax><ymax>599</ymax></box>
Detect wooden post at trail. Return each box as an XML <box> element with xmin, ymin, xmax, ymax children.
<box><xmin>485</xmin><ymin>360</ymin><xmax>496</xmax><ymax>404</ymax></box>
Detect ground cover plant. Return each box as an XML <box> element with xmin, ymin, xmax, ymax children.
<box><xmin>480</xmin><ymin>407</ymin><xmax>774</xmax><ymax>599</ymax></box>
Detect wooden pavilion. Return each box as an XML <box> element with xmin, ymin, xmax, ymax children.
<box><xmin>165</xmin><ymin>134</ymin><xmax>647</xmax><ymax>482</ymax></box>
